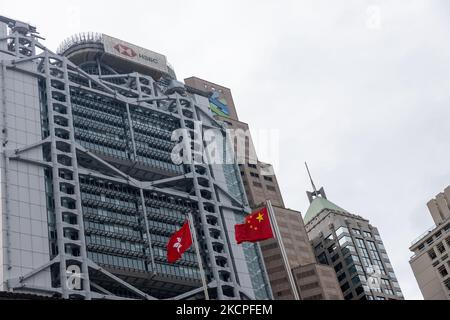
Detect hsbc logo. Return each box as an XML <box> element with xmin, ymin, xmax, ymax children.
<box><xmin>113</xmin><ymin>43</ymin><xmax>137</xmax><ymax>58</ymax></box>
<box><xmin>105</xmin><ymin>36</ymin><xmax>163</xmax><ymax>69</ymax></box>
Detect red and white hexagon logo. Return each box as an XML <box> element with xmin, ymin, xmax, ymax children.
<box><xmin>113</xmin><ymin>43</ymin><xmax>137</xmax><ymax>58</ymax></box>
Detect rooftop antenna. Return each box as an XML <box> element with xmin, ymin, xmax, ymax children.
<box><xmin>305</xmin><ymin>162</ymin><xmax>327</xmax><ymax>203</ymax></box>
<box><xmin>305</xmin><ymin>162</ymin><xmax>317</xmax><ymax>193</ymax></box>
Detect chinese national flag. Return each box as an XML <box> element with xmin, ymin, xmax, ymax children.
<box><xmin>167</xmin><ymin>221</ymin><xmax>193</xmax><ymax>263</ymax></box>
<box><xmin>235</xmin><ymin>207</ymin><xmax>274</xmax><ymax>244</ymax></box>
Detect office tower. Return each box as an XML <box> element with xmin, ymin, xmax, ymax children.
<box><xmin>409</xmin><ymin>186</ymin><xmax>450</xmax><ymax>300</ymax></box>
<box><xmin>0</xmin><ymin>15</ymin><xmax>271</xmax><ymax>300</ymax></box>
<box><xmin>305</xmin><ymin>184</ymin><xmax>404</xmax><ymax>300</ymax></box>
<box><xmin>185</xmin><ymin>77</ymin><xmax>342</xmax><ymax>300</ymax></box>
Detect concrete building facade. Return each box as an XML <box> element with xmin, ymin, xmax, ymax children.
<box><xmin>261</xmin><ymin>206</ymin><xmax>343</xmax><ymax>300</ymax></box>
<box><xmin>409</xmin><ymin>186</ymin><xmax>450</xmax><ymax>300</ymax></box>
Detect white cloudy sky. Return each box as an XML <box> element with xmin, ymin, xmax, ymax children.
<box><xmin>3</xmin><ymin>0</ymin><xmax>450</xmax><ymax>300</ymax></box>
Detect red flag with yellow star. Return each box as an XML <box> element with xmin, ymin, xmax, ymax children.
<box><xmin>235</xmin><ymin>207</ymin><xmax>274</xmax><ymax>244</ymax></box>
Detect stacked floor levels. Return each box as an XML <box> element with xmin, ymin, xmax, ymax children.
<box><xmin>0</xmin><ymin>16</ymin><xmax>271</xmax><ymax>300</ymax></box>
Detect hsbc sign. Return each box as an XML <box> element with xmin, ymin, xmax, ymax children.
<box><xmin>102</xmin><ymin>34</ymin><xmax>168</xmax><ymax>74</ymax></box>
<box><xmin>113</xmin><ymin>43</ymin><xmax>137</xmax><ymax>58</ymax></box>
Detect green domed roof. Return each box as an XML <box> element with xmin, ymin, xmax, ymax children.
<box><xmin>304</xmin><ymin>197</ymin><xmax>348</xmax><ymax>224</ymax></box>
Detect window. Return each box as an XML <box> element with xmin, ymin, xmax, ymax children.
<box><xmin>328</xmin><ymin>244</ymin><xmax>338</xmax><ymax>254</ymax></box>
<box><xmin>366</xmin><ymin>240</ymin><xmax>377</xmax><ymax>251</ymax></box>
<box><xmin>339</xmin><ymin>236</ymin><xmax>353</xmax><ymax>248</ymax></box>
<box><xmin>381</xmin><ymin>279</ymin><xmax>390</xmax><ymax>286</ymax></box>
<box><xmin>436</xmin><ymin>242</ymin><xmax>446</xmax><ymax>254</ymax></box>
<box><xmin>364</xmin><ymin>231</ymin><xmax>372</xmax><ymax>238</ymax></box>
<box><xmin>355</xmin><ymin>238</ymin><xmax>371</xmax><ymax>267</ymax></box>
<box><xmin>444</xmin><ymin>278</ymin><xmax>450</xmax><ymax>291</ymax></box>
<box><xmin>318</xmin><ymin>252</ymin><xmax>328</xmax><ymax>265</ymax></box>
<box><xmin>335</xmin><ymin>226</ymin><xmax>349</xmax><ymax>238</ymax></box>
<box><xmin>252</xmin><ymin>181</ymin><xmax>262</xmax><ymax>188</ymax></box>
<box><xmin>250</xmin><ymin>172</ymin><xmax>260</xmax><ymax>178</ymax></box>
<box><xmin>331</xmin><ymin>254</ymin><xmax>340</xmax><ymax>262</ymax></box>
<box><xmin>300</xmin><ymin>282</ymin><xmax>319</xmax><ymax>291</ymax></box>
<box><xmin>263</xmin><ymin>176</ymin><xmax>273</xmax><ymax>182</ymax></box>
<box><xmin>266</xmin><ymin>185</ymin><xmax>276</xmax><ymax>192</ymax></box>
<box><xmin>428</xmin><ymin>249</ymin><xmax>437</xmax><ymax>260</ymax></box>
<box><xmin>334</xmin><ymin>263</ymin><xmax>343</xmax><ymax>273</ymax></box>
<box><xmin>338</xmin><ymin>272</ymin><xmax>347</xmax><ymax>282</ymax></box>
<box><xmin>367</xmin><ymin>240</ymin><xmax>386</xmax><ymax>274</ymax></box>
<box><xmin>340</xmin><ymin>282</ymin><xmax>350</xmax><ymax>292</ymax></box>
<box><xmin>341</xmin><ymin>245</ymin><xmax>357</xmax><ymax>256</ymax></box>
<box><xmin>352</xmin><ymin>229</ymin><xmax>362</xmax><ymax>235</ymax></box>
<box><xmin>384</xmin><ymin>288</ymin><xmax>394</xmax><ymax>295</ymax></box>
<box><xmin>324</xmin><ymin>234</ymin><xmax>334</xmax><ymax>242</ymax></box>
<box><xmin>351</xmin><ymin>275</ymin><xmax>362</xmax><ymax>285</ymax></box>
<box><xmin>344</xmin><ymin>292</ymin><xmax>353</xmax><ymax>300</ymax></box>
<box><xmin>248</xmin><ymin>163</ymin><xmax>257</xmax><ymax>169</ymax></box>
<box><xmin>438</xmin><ymin>265</ymin><xmax>448</xmax><ymax>278</ymax></box>
<box><xmin>345</xmin><ymin>255</ymin><xmax>360</xmax><ymax>267</ymax></box>
<box><xmin>355</xmin><ymin>286</ymin><xmax>364</xmax><ymax>295</ymax></box>
<box><xmin>349</xmin><ymin>264</ymin><xmax>363</xmax><ymax>275</ymax></box>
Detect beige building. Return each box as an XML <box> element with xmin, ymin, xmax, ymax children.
<box><xmin>409</xmin><ymin>186</ymin><xmax>450</xmax><ymax>300</ymax></box>
<box><xmin>261</xmin><ymin>206</ymin><xmax>343</xmax><ymax>300</ymax></box>
<box><xmin>185</xmin><ymin>76</ymin><xmax>342</xmax><ymax>300</ymax></box>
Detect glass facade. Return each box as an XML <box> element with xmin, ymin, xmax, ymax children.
<box><xmin>1</xmin><ymin>20</ymin><xmax>269</xmax><ymax>301</ymax></box>
<box><xmin>313</xmin><ymin>222</ymin><xmax>404</xmax><ymax>300</ymax></box>
<box><xmin>71</xmin><ymin>87</ymin><xmax>183</xmax><ymax>176</ymax></box>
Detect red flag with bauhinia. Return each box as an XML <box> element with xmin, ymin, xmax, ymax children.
<box><xmin>167</xmin><ymin>221</ymin><xmax>193</xmax><ymax>263</ymax></box>
<box><xmin>235</xmin><ymin>207</ymin><xmax>274</xmax><ymax>244</ymax></box>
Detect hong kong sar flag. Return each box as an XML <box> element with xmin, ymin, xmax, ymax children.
<box><xmin>167</xmin><ymin>222</ymin><xmax>193</xmax><ymax>263</ymax></box>
<box><xmin>235</xmin><ymin>207</ymin><xmax>274</xmax><ymax>244</ymax></box>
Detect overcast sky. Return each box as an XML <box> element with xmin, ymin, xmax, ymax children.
<box><xmin>3</xmin><ymin>0</ymin><xmax>450</xmax><ymax>300</ymax></box>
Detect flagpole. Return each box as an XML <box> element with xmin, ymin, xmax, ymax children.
<box><xmin>187</xmin><ymin>211</ymin><xmax>210</xmax><ymax>300</ymax></box>
<box><xmin>266</xmin><ymin>200</ymin><xmax>300</xmax><ymax>300</ymax></box>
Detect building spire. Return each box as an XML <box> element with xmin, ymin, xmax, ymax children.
<box><xmin>305</xmin><ymin>162</ymin><xmax>327</xmax><ymax>204</ymax></box>
<box><xmin>305</xmin><ymin>162</ymin><xmax>317</xmax><ymax>193</ymax></box>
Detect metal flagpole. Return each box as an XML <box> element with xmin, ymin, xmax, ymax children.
<box><xmin>266</xmin><ymin>200</ymin><xmax>300</xmax><ymax>300</ymax></box>
<box><xmin>187</xmin><ymin>211</ymin><xmax>210</xmax><ymax>300</ymax></box>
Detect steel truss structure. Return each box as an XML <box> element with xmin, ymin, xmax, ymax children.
<box><xmin>0</xmin><ymin>16</ymin><xmax>266</xmax><ymax>300</ymax></box>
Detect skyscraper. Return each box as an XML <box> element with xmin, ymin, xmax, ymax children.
<box><xmin>0</xmin><ymin>15</ymin><xmax>271</xmax><ymax>300</ymax></box>
<box><xmin>409</xmin><ymin>186</ymin><xmax>450</xmax><ymax>300</ymax></box>
<box><xmin>185</xmin><ymin>77</ymin><xmax>342</xmax><ymax>300</ymax></box>
<box><xmin>304</xmin><ymin>180</ymin><xmax>404</xmax><ymax>300</ymax></box>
